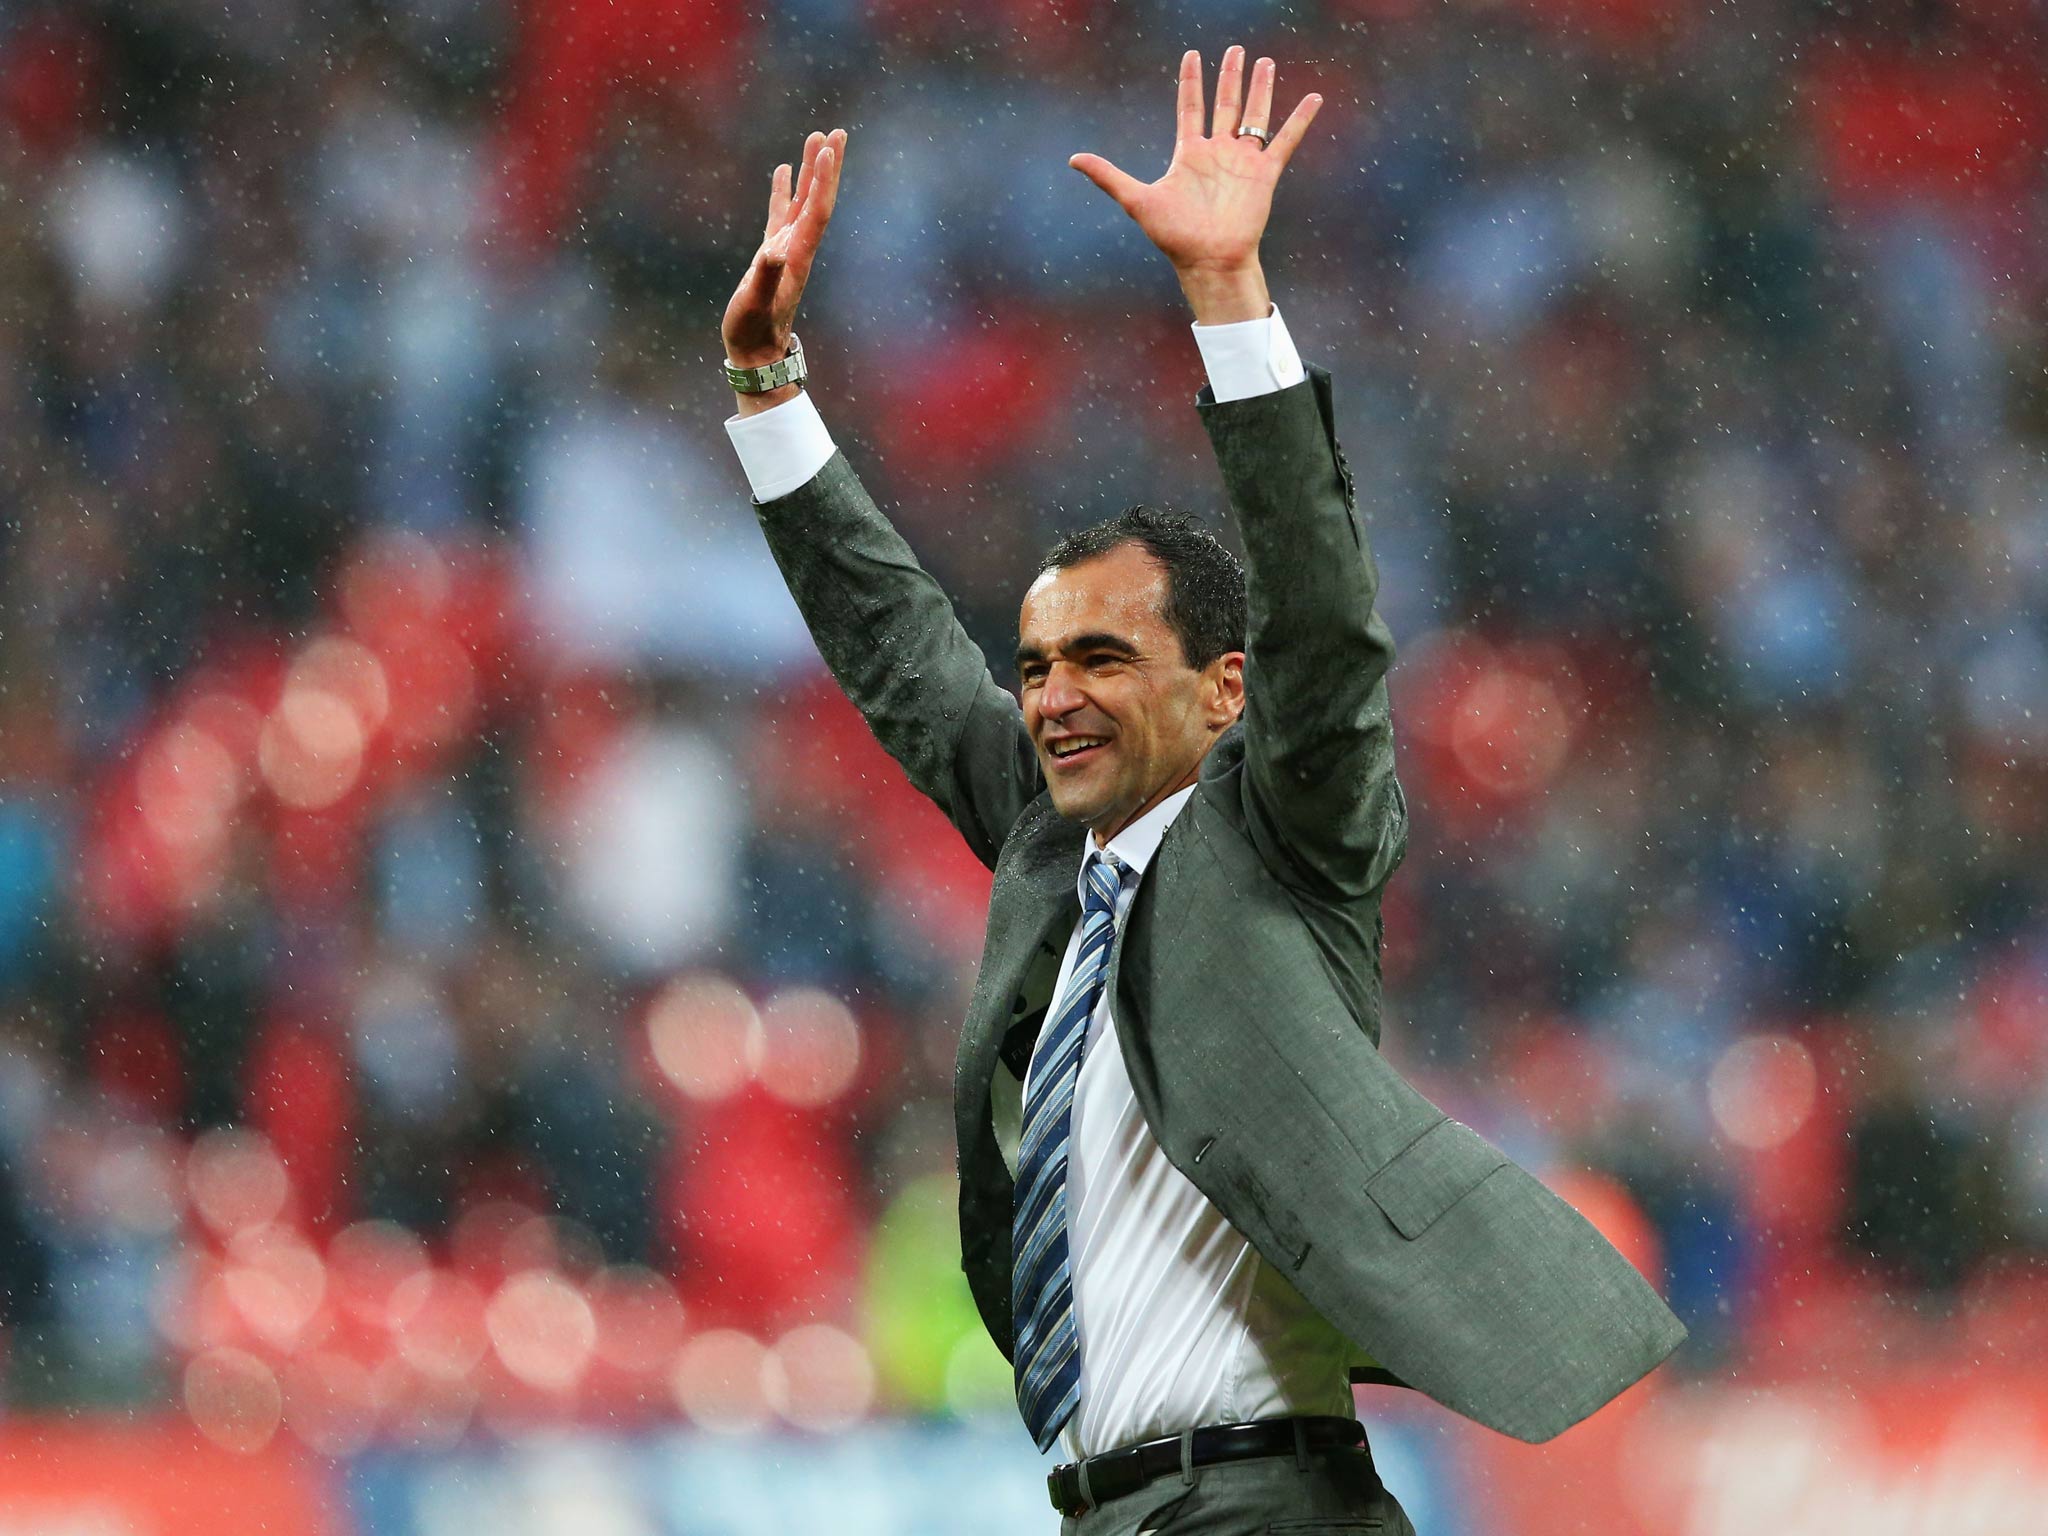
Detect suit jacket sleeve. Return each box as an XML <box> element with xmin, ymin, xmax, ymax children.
<box><xmin>751</xmin><ymin>450</ymin><xmax>1044</xmax><ymax>869</ymax></box>
<box><xmin>1197</xmin><ymin>366</ymin><xmax>1408</xmax><ymax>898</ymax></box>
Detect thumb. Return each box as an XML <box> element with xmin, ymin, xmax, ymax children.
<box><xmin>1069</xmin><ymin>153</ymin><xmax>1146</xmax><ymax>214</ymax></box>
<box><xmin>737</xmin><ymin>247</ymin><xmax>782</xmax><ymax>307</ymax></box>
<box><xmin>724</xmin><ymin>248</ymin><xmax>784</xmax><ymax>345</ymax></box>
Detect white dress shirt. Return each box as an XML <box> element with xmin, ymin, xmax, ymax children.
<box><xmin>725</xmin><ymin>309</ymin><xmax>1350</xmax><ymax>1460</ymax></box>
<box><xmin>1042</xmin><ymin>787</ymin><xmax>1353</xmax><ymax>1460</ymax></box>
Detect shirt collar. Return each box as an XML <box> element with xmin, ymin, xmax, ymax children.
<box><xmin>1078</xmin><ymin>784</ymin><xmax>1198</xmax><ymax>896</ymax></box>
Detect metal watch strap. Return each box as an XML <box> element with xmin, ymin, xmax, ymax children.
<box><xmin>724</xmin><ymin>334</ymin><xmax>806</xmax><ymax>393</ymax></box>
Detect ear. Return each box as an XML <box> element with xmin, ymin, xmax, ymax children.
<box><xmin>1205</xmin><ymin>651</ymin><xmax>1246</xmax><ymax>731</ymax></box>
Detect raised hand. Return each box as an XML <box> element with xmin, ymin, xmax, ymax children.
<box><xmin>1069</xmin><ymin>49</ymin><xmax>1321</xmax><ymax>324</ymax></box>
<box><xmin>723</xmin><ymin>128</ymin><xmax>847</xmax><ymax>375</ymax></box>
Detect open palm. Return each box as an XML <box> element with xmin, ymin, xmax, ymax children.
<box><xmin>1071</xmin><ymin>49</ymin><xmax>1321</xmax><ymax>278</ymax></box>
<box><xmin>723</xmin><ymin>128</ymin><xmax>846</xmax><ymax>368</ymax></box>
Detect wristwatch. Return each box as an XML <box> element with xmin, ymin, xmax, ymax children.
<box><xmin>724</xmin><ymin>334</ymin><xmax>807</xmax><ymax>393</ymax></box>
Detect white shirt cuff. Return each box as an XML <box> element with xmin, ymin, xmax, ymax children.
<box><xmin>724</xmin><ymin>391</ymin><xmax>837</xmax><ymax>502</ymax></box>
<box><xmin>1191</xmin><ymin>303</ymin><xmax>1307</xmax><ymax>404</ymax></box>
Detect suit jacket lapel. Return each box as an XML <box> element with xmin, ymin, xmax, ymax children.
<box><xmin>959</xmin><ymin>797</ymin><xmax>1083</xmax><ymax>1105</ymax></box>
<box><xmin>953</xmin><ymin>795</ymin><xmax>1083</xmax><ymax>1356</ymax></box>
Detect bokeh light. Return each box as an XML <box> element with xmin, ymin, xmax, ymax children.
<box><xmin>1708</xmin><ymin>1034</ymin><xmax>1820</xmax><ymax>1150</ymax></box>
<box><xmin>135</xmin><ymin>721</ymin><xmax>241</xmax><ymax>853</ymax></box>
<box><xmin>646</xmin><ymin>973</ymin><xmax>761</xmax><ymax>1101</ymax></box>
<box><xmin>753</xmin><ymin>987</ymin><xmax>863</xmax><ymax>1108</ymax></box>
<box><xmin>327</xmin><ymin>1220</ymin><xmax>430</xmax><ymax>1327</ymax></box>
<box><xmin>768</xmin><ymin>1325</ymin><xmax>876</xmax><ymax>1432</ymax></box>
<box><xmin>1448</xmin><ymin>662</ymin><xmax>1580</xmax><ymax>798</ymax></box>
<box><xmin>222</xmin><ymin>1224</ymin><xmax>330</xmax><ymax>1353</ymax></box>
<box><xmin>588</xmin><ymin>1266</ymin><xmax>687</xmax><ymax>1375</ymax></box>
<box><xmin>672</xmin><ymin>1330</ymin><xmax>771</xmax><ymax>1433</ymax></box>
<box><xmin>388</xmin><ymin>1270</ymin><xmax>489</xmax><ymax>1382</ymax></box>
<box><xmin>485</xmin><ymin>1270</ymin><xmax>598</xmax><ymax>1393</ymax></box>
<box><xmin>184</xmin><ymin>1346</ymin><xmax>283</xmax><ymax>1454</ymax></box>
<box><xmin>186</xmin><ymin>1129</ymin><xmax>292</xmax><ymax>1239</ymax></box>
<box><xmin>288</xmin><ymin>635</ymin><xmax>391</xmax><ymax>735</ymax></box>
<box><xmin>257</xmin><ymin>684</ymin><xmax>367</xmax><ymax>810</ymax></box>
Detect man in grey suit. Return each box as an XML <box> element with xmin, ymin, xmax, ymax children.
<box><xmin>720</xmin><ymin>48</ymin><xmax>1685</xmax><ymax>1534</ymax></box>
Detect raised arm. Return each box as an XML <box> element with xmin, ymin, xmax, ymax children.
<box><xmin>722</xmin><ymin>132</ymin><xmax>1041</xmax><ymax>868</ymax></box>
<box><xmin>1072</xmin><ymin>53</ymin><xmax>1406</xmax><ymax>897</ymax></box>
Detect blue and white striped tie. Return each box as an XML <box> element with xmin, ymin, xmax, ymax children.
<box><xmin>1013</xmin><ymin>850</ymin><xmax>1130</xmax><ymax>1451</ymax></box>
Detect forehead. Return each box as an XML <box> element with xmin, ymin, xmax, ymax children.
<box><xmin>1018</xmin><ymin>544</ymin><xmax>1172</xmax><ymax>647</ymax></box>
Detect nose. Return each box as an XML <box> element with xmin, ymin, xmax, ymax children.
<box><xmin>1039</xmin><ymin>660</ymin><xmax>1086</xmax><ymax>720</ymax></box>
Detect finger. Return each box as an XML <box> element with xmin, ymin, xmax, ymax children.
<box><xmin>1174</xmin><ymin>50</ymin><xmax>1204</xmax><ymax>147</ymax></box>
<box><xmin>791</xmin><ymin>130</ymin><xmax>826</xmax><ymax>210</ymax></box>
<box><xmin>1211</xmin><ymin>45</ymin><xmax>1246</xmax><ymax>139</ymax></box>
<box><xmin>1242</xmin><ymin>55</ymin><xmax>1276</xmax><ymax>134</ymax></box>
<box><xmin>1068</xmin><ymin>152</ymin><xmax>1147</xmax><ymax>214</ymax></box>
<box><xmin>1267</xmin><ymin>91</ymin><xmax>1323</xmax><ymax>170</ymax></box>
<box><xmin>734</xmin><ymin>249</ymin><xmax>782</xmax><ymax>322</ymax></box>
<box><xmin>787</xmin><ymin>141</ymin><xmax>841</xmax><ymax>273</ymax></box>
<box><xmin>805</xmin><ymin>136</ymin><xmax>845</xmax><ymax>233</ymax></box>
<box><xmin>764</xmin><ymin>162</ymin><xmax>792</xmax><ymax>241</ymax></box>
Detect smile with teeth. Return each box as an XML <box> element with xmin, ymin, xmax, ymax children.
<box><xmin>1049</xmin><ymin>737</ymin><xmax>1108</xmax><ymax>760</ymax></box>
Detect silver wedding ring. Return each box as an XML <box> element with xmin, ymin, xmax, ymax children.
<box><xmin>1235</xmin><ymin>125</ymin><xmax>1271</xmax><ymax>146</ymax></box>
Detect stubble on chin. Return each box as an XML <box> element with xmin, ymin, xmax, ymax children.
<box><xmin>1049</xmin><ymin>790</ymin><xmax>1090</xmax><ymax>825</ymax></box>
<box><xmin>1046</xmin><ymin>780</ymin><xmax>1104</xmax><ymax>827</ymax></box>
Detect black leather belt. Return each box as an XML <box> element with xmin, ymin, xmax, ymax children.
<box><xmin>1047</xmin><ymin>1415</ymin><xmax>1369</xmax><ymax>1516</ymax></box>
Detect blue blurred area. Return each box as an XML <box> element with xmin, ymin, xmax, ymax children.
<box><xmin>342</xmin><ymin>1417</ymin><xmax>1455</xmax><ymax>1536</ymax></box>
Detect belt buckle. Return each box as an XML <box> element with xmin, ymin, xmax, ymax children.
<box><xmin>1048</xmin><ymin>1441</ymin><xmax>1148</xmax><ymax>1518</ymax></box>
<box><xmin>1048</xmin><ymin>1465</ymin><xmax>1086</xmax><ymax>1518</ymax></box>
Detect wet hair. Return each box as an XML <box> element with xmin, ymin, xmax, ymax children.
<box><xmin>1037</xmin><ymin>506</ymin><xmax>1247</xmax><ymax>670</ymax></box>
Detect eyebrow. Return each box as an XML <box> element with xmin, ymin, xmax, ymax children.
<box><xmin>1014</xmin><ymin>632</ymin><xmax>1141</xmax><ymax>673</ymax></box>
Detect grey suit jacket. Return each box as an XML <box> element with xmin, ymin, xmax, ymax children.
<box><xmin>749</xmin><ymin>368</ymin><xmax>1686</xmax><ymax>1443</ymax></box>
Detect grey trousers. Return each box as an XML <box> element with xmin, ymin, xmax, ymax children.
<box><xmin>1057</xmin><ymin>1437</ymin><xmax>1416</xmax><ymax>1536</ymax></box>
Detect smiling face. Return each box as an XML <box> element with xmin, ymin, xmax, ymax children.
<box><xmin>1016</xmin><ymin>542</ymin><xmax>1245</xmax><ymax>844</ymax></box>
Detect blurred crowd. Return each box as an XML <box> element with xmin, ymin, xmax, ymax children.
<box><xmin>0</xmin><ymin>0</ymin><xmax>2045</xmax><ymax>1438</ymax></box>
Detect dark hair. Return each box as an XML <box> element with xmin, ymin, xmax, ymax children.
<box><xmin>1038</xmin><ymin>506</ymin><xmax>1247</xmax><ymax>670</ymax></box>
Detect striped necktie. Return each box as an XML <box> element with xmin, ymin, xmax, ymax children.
<box><xmin>1013</xmin><ymin>849</ymin><xmax>1131</xmax><ymax>1451</ymax></box>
